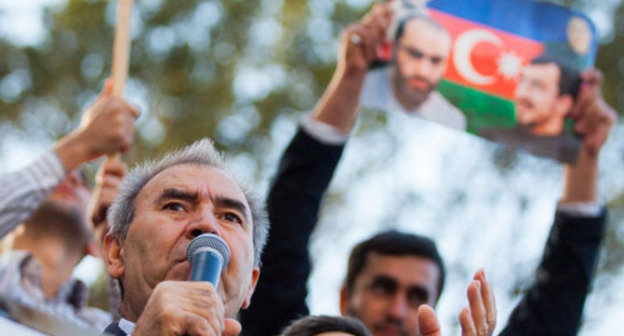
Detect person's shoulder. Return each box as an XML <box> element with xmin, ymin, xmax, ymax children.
<box><xmin>362</xmin><ymin>67</ymin><xmax>390</xmax><ymax>93</ymax></box>
<box><xmin>101</xmin><ymin>321</ymin><xmax>126</xmax><ymax>336</ymax></box>
<box><xmin>0</xmin><ymin>251</ymin><xmax>31</xmax><ymax>272</ymax></box>
<box><xmin>79</xmin><ymin>306</ymin><xmax>113</xmax><ymax>332</ymax></box>
<box><xmin>365</xmin><ymin>67</ymin><xmax>389</xmax><ymax>80</ymax></box>
<box><xmin>360</xmin><ymin>67</ymin><xmax>392</xmax><ymax>110</ymax></box>
<box><xmin>427</xmin><ymin>91</ymin><xmax>466</xmax><ymax>129</ymax></box>
<box><xmin>429</xmin><ymin>92</ymin><xmax>460</xmax><ymax>112</ymax></box>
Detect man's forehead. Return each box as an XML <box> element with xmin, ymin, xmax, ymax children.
<box><xmin>137</xmin><ymin>164</ymin><xmax>248</xmax><ymax>206</ymax></box>
<box><xmin>523</xmin><ymin>63</ymin><xmax>560</xmax><ymax>85</ymax></box>
<box><xmin>317</xmin><ymin>332</ymin><xmax>356</xmax><ymax>336</ymax></box>
<box><xmin>402</xmin><ymin>19</ymin><xmax>451</xmax><ymax>52</ymax></box>
<box><xmin>568</xmin><ymin>17</ymin><xmax>589</xmax><ymax>30</ymax></box>
<box><xmin>360</xmin><ymin>253</ymin><xmax>440</xmax><ymax>283</ymax></box>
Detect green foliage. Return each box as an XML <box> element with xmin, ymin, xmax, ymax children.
<box><xmin>0</xmin><ymin>0</ymin><xmax>622</xmax><ymax>328</ymax></box>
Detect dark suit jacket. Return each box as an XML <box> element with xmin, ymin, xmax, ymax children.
<box><xmin>240</xmin><ymin>127</ymin><xmax>607</xmax><ymax>336</ymax></box>
<box><xmin>500</xmin><ymin>209</ymin><xmax>606</xmax><ymax>336</ymax></box>
<box><xmin>240</xmin><ymin>128</ymin><xmax>344</xmax><ymax>336</ymax></box>
<box><xmin>102</xmin><ymin>322</ymin><xmax>126</xmax><ymax>336</ymax></box>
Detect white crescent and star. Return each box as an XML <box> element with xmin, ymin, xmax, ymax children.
<box><xmin>453</xmin><ymin>28</ymin><xmax>503</xmax><ymax>86</ymax></box>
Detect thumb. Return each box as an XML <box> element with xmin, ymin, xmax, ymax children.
<box><xmin>417</xmin><ymin>305</ymin><xmax>441</xmax><ymax>336</ymax></box>
<box><xmin>99</xmin><ymin>78</ymin><xmax>114</xmax><ymax>99</ymax></box>
<box><xmin>223</xmin><ymin>318</ymin><xmax>242</xmax><ymax>336</ymax></box>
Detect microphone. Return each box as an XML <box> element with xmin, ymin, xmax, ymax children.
<box><xmin>186</xmin><ymin>233</ymin><xmax>231</xmax><ymax>287</ymax></box>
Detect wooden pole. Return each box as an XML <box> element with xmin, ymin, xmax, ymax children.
<box><xmin>108</xmin><ymin>0</ymin><xmax>134</xmax><ymax>161</ymax></box>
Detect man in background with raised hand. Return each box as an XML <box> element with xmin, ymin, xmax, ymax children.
<box><xmin>0</xmin><ymin>80</ymin><xmax>138</xmax><ymax>329</ymax></box>
<box><xmin>241</xmin><ymin>2</ymin><xmax>616</xmax><ymax>336</ymax></box>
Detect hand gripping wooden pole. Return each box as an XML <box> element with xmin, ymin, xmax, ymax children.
<box><xmin>108</xmin><ymin>0</ymin><xmax>134</xmax><ymax>162</ymax></box>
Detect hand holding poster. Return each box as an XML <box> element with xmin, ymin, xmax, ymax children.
<box><xmin>359</xmin><ymin>0</ymin><xmax>599</xmax><ymax>163</ymax></box>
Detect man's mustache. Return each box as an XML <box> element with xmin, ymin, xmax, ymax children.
<box><xmin>407</xmin><ymin>76</ymin><xmax>434</xmax><ymax>91</ymax></box>
<box><xmin>373</xmin><ymin>317</ymin><xmax>408</xmax><ymax>336</ymax></box>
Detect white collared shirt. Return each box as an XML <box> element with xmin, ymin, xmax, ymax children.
<box><xmin>118</xmin><ymin>318</ymin><xmax>136</xmax><ymax>335</ymax></box>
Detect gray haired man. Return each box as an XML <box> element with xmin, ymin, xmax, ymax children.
<box><xmin>101</xmin><ymin>139</ymin><xmax>269</xmax><ymax>336</ymax></box>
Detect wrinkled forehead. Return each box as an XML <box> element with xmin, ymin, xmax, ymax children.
<box><xmin>135</xmin><ymin>163</ymin><xmax>249</xmax><ymax>211</ymax></box>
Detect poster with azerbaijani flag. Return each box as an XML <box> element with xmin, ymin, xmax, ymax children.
<box><xmin>359</xmin><ymin>0</ymin><xmax>598</xmax><ymax>163</ymax></box>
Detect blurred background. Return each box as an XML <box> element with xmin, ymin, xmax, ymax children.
<box><xmin>0</xmin><ymin>0</ymin><xmax>622</xmax><ymax>334</ymax></box>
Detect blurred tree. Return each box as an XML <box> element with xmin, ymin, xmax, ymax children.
<box><xmin>0</xmin><ymin>0</ymin><xmax>622</xmax><ymax>333</ymax></box>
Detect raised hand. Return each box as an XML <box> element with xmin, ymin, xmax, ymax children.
<box><xmin>88</xmin><ymin>158</ymin><xmax>127</xmax><ymax>246</ymax></box>
<box><xmin>338</xmin><ymin>3</ymin><xmax>393</xmax><ymax>75</ymax></box>
<box><xmin>54</xmin><ymin>79</ymin><xmax>140</xmax><ymax>171</ymax></box>
<box><xmin>459</xmin><ymin>270</ymin><xmax>497</xmax><ymax>336</ymax></box>
<box><xmin>572</xmin><ymin>69</ymin><xmax>618</xmax><ymax>157</ymax></box>
<box><xmin>416</xmin><ymin>269</ymin><xmax>496</xmax><ymax>336</ymax></box>
<box><xmin>133</xmin><ymin>281</ymin><xmax>241</xmax><ymax>336</ymax></box>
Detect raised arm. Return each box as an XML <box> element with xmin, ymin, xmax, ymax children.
<box><xmin>312</xmin><ymin>3</ymin><xmax>391</xmax><ymax>133</ymax></box>
<box><xmin>239</xmin><ymin>4</ymin><xmax>393</xmax><ymax>336</ymax></box>
<box><xmin>0</xmin><ymin>80</ymin><xmax>138</xmax><ymax>239</ymax></box>
<box><xmin>500</xmin><ymin>70</ymin><xmax>617</xmax><ymax>335</ymax></box>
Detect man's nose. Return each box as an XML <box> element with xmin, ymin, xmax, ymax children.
<box><xmin>387</xmin><ymin>293</ymin><xmax>409</xmax><ymax>321</ymax></box>
<box><xmin>407</xmin><ymin>58</ymin><xmax>431</xmax><ymax>78</ymax></box>
<box><xmin>515</xmin><ymin>80</ymin><xmax>529</xmax><ymax>99</ymax></box>
<box><xmin>186</xmin><ymin>208</ymin><xmax>220</xmax><ymax>238</ymax></box>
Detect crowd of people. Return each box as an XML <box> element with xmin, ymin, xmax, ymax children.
<box><xmin>0</xmin><ymin>3</ymin><xmax>618</xmax><ymax>336</ymax></box>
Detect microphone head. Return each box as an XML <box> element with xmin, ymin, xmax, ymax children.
<box><xmin>186</xmin><ymin>233</ymin><xmax>231</xmax><ymax>270</ymax></box>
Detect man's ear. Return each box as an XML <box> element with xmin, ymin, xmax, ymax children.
<box><xmin>241</xmin><ymin>267</ymin><xmax>260</xmax><ymax>309</ymax></box>
<box><xmin>556</xmin><ymin>94</ymin><xmax>575</xmax><ymax>119</ymax></box>
<box><xmin>339</xmin><ymin>287</ymin><xmax>350</xmax><ymax>316</ymax></box>
<box><xmin>103</xmin><ymin>233</ymin><xmax>125</xmax><ymax>279</ymax></box>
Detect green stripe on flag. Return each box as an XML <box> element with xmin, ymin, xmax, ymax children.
<box><xmin>437</xmin><ymin>80</ymin><xmax>516</xmax><ymax>134</ymax></box>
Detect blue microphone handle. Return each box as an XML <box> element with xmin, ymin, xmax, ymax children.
<box><xmin>189</xmin><ymin>250</ymin><xmax>223</xmax><ymax>287</ymax></box>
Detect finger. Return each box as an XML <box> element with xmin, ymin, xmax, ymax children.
<box><xmin>106</xmin><ymin>98</ymin><xmax>140</xmax><ymax>121</ymax></box>
<box><xmin>474</xmin><ymin>270</ymin><xmax>496</xmax><ymax>333</ymax></box>
<box><xmin>123</xmin><ymin>116</ymin><xmax>136</xmax><ymax>144</ymax></box>
<box><xmin>467</xmin><ymin>280</ymin><xmax>488</xmax><ymax>335</ymax></box>
<box><xmin>99</xmin><ymin>78</ymin><xmax>114</xmax><ymax>99</ymax></box>
<box><xmin>575</xmin><ymin>87</ymin><xmax>598</xmax><ymax>119</ymax></box>
<box><xmin>184</xmin><ymin>313</ymin><xmax>217</xmax><ymax>336</ymax></box>
<box><xmin>98</xmin><ymin>161</ymin><xmax>127</xmax><ymax>181</ymax></box>
<box><xmin>180</xmin><ymin>298</ymin><xmax>224</xmax><ymax>336</ymax></box>
<box><xmin>581</xmin><ymin>69</ymin><xmax>603</xmax><ymax>93</ymax></box>
<box><xmin>417</xmin><ymin>305</ymin><xmax>441</xmax><ymax>336</ymax></box>
<box><xmin>361</xmin><ymin>26</ymin><xmax>379</xmax><ymax>63</ymax></box>
<box><xmin>127</xmin><ymin>103</ymin><xmax>141</xmax><ymax>119</ymax></box>
<box><xmin>572</xmin><ymin>69</ymin><xmax>604</xmax><ymax>120</ymax></box>
<box><xmin>569</xmin><ymin>85</ymin><xmax>589</xmax><ymax>120</ymax></box>
<box><xmin>99</xmin><ymin>182</ymin><xmax>123</xmax><ymax>203</ymax></box>
<box><xmin>362</xmin><ymin>3</ymin><xmax>388</xmax><ymax>25</ymax></box>
<box><xmin>182</xmin><ymin>283</ymin><xmax>226</xmax><ymax>324</ymax></box>
<box><xmin>460</xmin><ymin>307</ymin><xmax>477</xmax><ymax>336</ymax></box>
<box><xmin>368</xmin><ymin>13</ymin><xmax>390</xmax><ymax>46</ymax></box>
<box><xmin>578</xmin><ymin>101</ymin><xmax>602</xmax><ymax>136</ymax></box>
<box><xmin>224</xmin><ymin>319</ymin><xmax>242</xmax><ymax>336</ymax></box>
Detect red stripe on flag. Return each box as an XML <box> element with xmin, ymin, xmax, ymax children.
<box><xmin>429</xmin><ymin>9</ymin><xmax>544</xmax><ymax>100</ymax></box>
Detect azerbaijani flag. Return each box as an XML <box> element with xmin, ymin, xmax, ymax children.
<box><xmin>426</xmin><ymin>0</ymin><xmax>598</xmax><ymax>133</ymax></box>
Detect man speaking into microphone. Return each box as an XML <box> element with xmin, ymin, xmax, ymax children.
<box><xmin>100</xmin><ymin>139</ymin><xmax>269</xmax><ymax>336</ymax></box>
